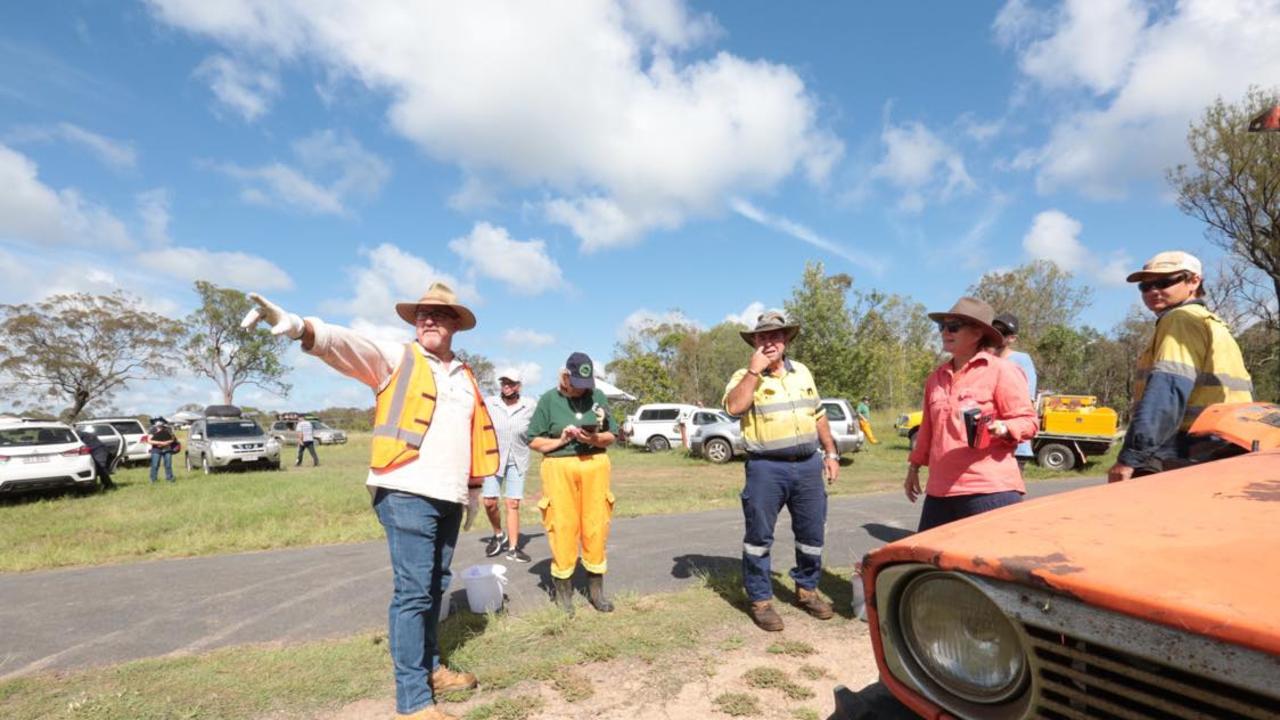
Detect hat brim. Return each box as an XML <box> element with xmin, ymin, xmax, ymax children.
<box><xmin>1125</xmin><ymin>269</ymin><xmax>1194</xmax><ymax>283</ymax></box>
<box><xmin>568</xmin><ymin>374</ymin><xmax>595</xmax><ymax>390</ymax></box>
<box><xmin>927</xmin><ymin>312</ymin><xmax>1004</xmax><ymax>347</ymax></box>
<box><xmin>395</xmin><ymin>302</ymin><xmax>477</xmax><ymax>331</ymax></box>
<box><xmin>739</xmin><ymin>325</ymin><xmax>800</xmax><ymax>346</ymax></box>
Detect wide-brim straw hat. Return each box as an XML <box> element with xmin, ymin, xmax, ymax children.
<box><xmin>394</xmin><ymin>282</ymin><xmax>477</xmax><ymax>331</ymax></box>
<box><xmin>739</xmin><ymin>310</ymin><xmax>800</xmax><ymax>346</ymax></box>
<box><xmin>927</xmin><ymin>296</ymin><xmax>1003</xmax><ymax>347</ymax></box>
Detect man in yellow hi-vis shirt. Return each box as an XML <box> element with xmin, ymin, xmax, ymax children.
<box><xmin>724</xmin><ymin>310</ymin><xmax>841</xmax><ymax>632</ymax></box>
<box><xmin>1109</xmin><ymin>251</ymin><xmax>1253</xmax><ymax>483</ymax></box>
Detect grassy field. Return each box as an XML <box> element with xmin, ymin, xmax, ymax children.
<box><xmin>0</xmin><ymin>566</ymin><xmax>863</xmax><ymax>720</ymax></box>
<box><xmin>0</xmin><ymin>410</ymin><xmax>1118</xmax><ymax>572</ymax></box>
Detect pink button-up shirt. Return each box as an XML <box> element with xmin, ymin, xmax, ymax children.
<box><xmin>908</xmin><ymin>351</ymin><xmax>1038</xmax><ymax>497</ymax></box>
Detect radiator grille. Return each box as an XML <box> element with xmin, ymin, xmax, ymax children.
<box><xmin>1024</xmin><ymin>624</ymin><xmax>1280</xmax><ymax>720</ymax></box>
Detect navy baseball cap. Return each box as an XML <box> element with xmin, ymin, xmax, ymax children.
<box><xmin>565</xmin><ymin>351</ymin><xmax>596</xmax><ymax>389</ymax></box>
<box><xmin>993</xmin><ymin>313</ymin><xmax>1019</xmax><ymax>337</ymax></box>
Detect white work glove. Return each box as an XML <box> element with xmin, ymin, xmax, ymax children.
<box><xmin>240</xmin><ymin>292</ymin><xmax>304</xmax><ymax>339</ymax></box>
<box><xmin>462</xmin><ymin>487</ymin><xmax>482</xmax><ymax>530</ymax></box>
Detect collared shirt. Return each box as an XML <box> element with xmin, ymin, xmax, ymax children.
<box><xmin>723</xmin><ymin>359</ymin><xmax>825</xmax><ymax>458</ymax></box>
<box><xmin>908</xmin><ymin>351</ymin><xmax>1038</xmax><ymax>497</ymax></box>
<box><xmin>484</xmin><ymin>394</ymin><xmax>536</xmax><ymax>473</ymax></box>
<box><xmin>296</xmin><ymin>419</ymin><xmax>314</xmax><ymax>443</ymax></box>
<box><xmin>527</xmin><ymin>388</ymin><xmax>611</xmax><ymax>458</ymax></box>
<box><xmin>305</xmin><ymin>317</ymin><xmax>475</xmax><ymax>504</ymax></box>
<box><xmin>1005</xmin><ymin>350</ymin><xmax>1038</xmax><ymax>458</ymax></box>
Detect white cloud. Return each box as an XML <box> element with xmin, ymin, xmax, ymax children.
<box><xmin>137</xmin><ymin>247</ymin><xmax>294</xmax><ymax>291</ymax></box>
<box><xmin>871</xmin><ymin>120</ymin><xmax>975</xmax><ymax>212</ymax></box>
<box><xmin>730</xmin><ymin>198</ymin><xmax>886</xmax><ymax>275</ymax></box>
<box><xmin>724</xmin><ymin>301</ymin><xmax>765</xmax><ymax>327</ymax></box>
<box><xmin>214</xmin><ymin>130</ymin><xmax>390</xmax><ymax>215</ymax></box>
<box><xmin>0</xmin><ymin>246</ymin><xmax>180</xmax><ymax>316</ymax></box>
<box><xmin>136</xmin><ymin>188</ymin><xmax>172</xmax><ymax>246</ymax></box>
<box><xmin>0</xmin><ymin>142</ymin><xmax>133</xmax><ymax>250</ymax></box>
<box><xmin>503</xmin><ymin>328</ymin><xmax>556</xmax><ymax>348</ymax></box>
<box><xmin>448</xmin><ymin>222</ymin><xmax>565</xmax><ymax>295</ymax></box>
<box><xmin>618</xmin><ymin>308</ymin><xmax>702</xmax><ymax>340</ymax></box>
<box><xmin>145</xmin><ymin>1</ymin><xmax>842</xmax><ymax>250</ymax></box>
<box><xmin>5</xmin><ymin>122</ymin><xmax>137</xmax><ymax>170</ymax></box>
<box><xmin>321</xmin><ymin>243</ymin><xmax>478</xmax><ymax>332</ymax></box>
<box><xmin>194</xmin><ymin>54</ymin><xmax>280</xmax><ymax>121</ymax></box>
<box><xmin>1002</xmin><ymin>0</ymin><xmax>1280</xmax><ymax>198</ymax></box>
<box><xmin>1021</xmin><ymin>209</ymin><xmax>1131</xmax><ymax>287</ymax></box>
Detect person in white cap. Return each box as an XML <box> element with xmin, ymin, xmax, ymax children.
<box><xmin>240</xmin><ymin>282</ymin><xmax>499</xmax><ymax>720</ymax></box>
<box><xmin>481</xmin><ymin>367</ymin><xmax>536</xmax><ymax>562</ymax></box>
<box><xmin>1108</xmin><ymin>251</ymin><xmax>1253</xmax><ymax>483</ymax></box>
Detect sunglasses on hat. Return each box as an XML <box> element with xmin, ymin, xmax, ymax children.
<box><xmin>1137</xmin><ymin>274</ymin><xmax>1188</xmax><ymax>293</ymax></box>
<box><xmin>936</xmin><ymin>320</ymin><xmax>969</xmax><ymax>333</ymax></box>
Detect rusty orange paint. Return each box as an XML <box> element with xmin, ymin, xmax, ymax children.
<box><xmin>864</xmin><ymin>449</ymin><xmax>1280</xmax><ymax>666</ymax></box>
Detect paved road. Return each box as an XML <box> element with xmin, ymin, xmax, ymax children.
<box><xmin>0</xmin><ymin>478</ymin><xmax>1094</xmax><ymax>680</ymax></box>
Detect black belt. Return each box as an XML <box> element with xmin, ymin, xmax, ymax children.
<box><xmin>747</xmin><ymin>451</ymin><xmax>818</xmax><ymax>462</ymax></box>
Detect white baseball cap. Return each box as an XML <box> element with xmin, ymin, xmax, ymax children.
<box><xmin>1126</xmin><ymin>251</ymin><xmax>1203</xmax><ymax>283</ymax></box>
<box><xmin>497</xmin><ymin>367</ymin><xmax>522</xmax><ymax>383</ymax></box>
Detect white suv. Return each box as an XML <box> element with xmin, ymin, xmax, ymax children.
<box><xmin>622</xmin><ymin>403</ymin><xmax>699</xmax><ymax>452</ymax></box>
<box><xmin>0</xmin><ymin>419</ymin><xmax>97</xmax><ymax>494</ymax></box>
<box><xmin>80</xmin><ymin>416</ymin><xmax>150</xmax><ymax>464</ymax></box>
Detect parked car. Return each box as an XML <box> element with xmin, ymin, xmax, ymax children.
<box><xmin>0</xmin><ymin>418</ymin><xmax>97</xmax><ymax>494</ymax></box>
<box><xmin>185</xmin><ymin>405</ymin><xmax>281</xmax><ymax>474</ymax></box>
<box><xmin>686</xmin><ymin>410</ymin><xmax>745</xmax><ymax>463</ymax></box>
<box><xmin>894</xmin><ymin>410</ymin><xmax>923</xmax><ymax>450</ymax></box>
<box><xmin>270</xmin><ymin>418</ymin><xmax>348</xmax><ymax>445</ymax></box>
<box><xmin>861</xmin><ymin>403</ymin><xmax>1280</xmax><ymax>718</ymax></box>
<box><xmin>81</xmin><ymin>416</ymin><xmax>150</xmax><ymax>464</ymax></box>
<box><xmin>622</xmin><ymin>403</ymin><xmax>698</xmax><ymax>452</ymax></box>
<box><xmin>820</xmin><ymin>398</ymin><xmax>865</xmax><ymax>455</ymax></box>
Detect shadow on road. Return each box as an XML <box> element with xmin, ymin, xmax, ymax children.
<box><xmin>861</xmin><ymin>522</ymin><xmax>913</xmax><ymax>544</ymax></box>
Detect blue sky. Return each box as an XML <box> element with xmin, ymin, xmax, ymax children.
<box><xmin>2</xmin><ymin>1</ymin><xmax>1278</xmax><ymax>415</ymax></box>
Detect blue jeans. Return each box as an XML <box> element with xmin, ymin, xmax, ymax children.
<box><xmin>373</xmin><ymin>488</ymin><xmax>462</xmax><ymax>714</ymax></box>
<box><xmin>917</xmin><ymin>491</ymin><xmax>1022</xmax><ymax>532</ymax></box>
<box><xmin>149</xmin><ymin>452</ymin><xmax>174</xmax><ymax>483</ymax></box>
<box><xmin>740</xmin><ymin>454</ymin><xmax>827</xmax><ymax>602</ymax></box>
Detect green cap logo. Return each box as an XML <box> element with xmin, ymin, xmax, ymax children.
<box><xmin>578</xmin><ymin>363</ymin><xmax>593</xmax><ymax>378</ymax></box>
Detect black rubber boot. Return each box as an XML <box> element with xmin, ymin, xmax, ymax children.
<box><xmin>553</xmin><ymin>577</ymin><xmax>575</xmax><ymax>615</ymax></box>
<box><xmin>587</xmin><ymin>572</ymin><xmax>614</xmax><ymax>613</ymax></box>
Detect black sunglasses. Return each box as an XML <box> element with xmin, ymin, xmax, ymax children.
<box><xmin>936</xmin><ymin>320</ymin><xmax>969</xmax><ymax>333</ymax></box>
<box><xmin>1137</xmin><ymin>274</ymin><xmax>1188</xmax><ymax>293</ymax></box>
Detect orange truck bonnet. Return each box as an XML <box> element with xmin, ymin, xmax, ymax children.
<box><xmin>1189</xmin><ymin>401</ymin><xmax>1280</xmax><ymax>452</ymax></box>
<box><xmin>864</xmin><ymin>450</ymin><xmax>1280</xmax><ymax>658</ymax></box>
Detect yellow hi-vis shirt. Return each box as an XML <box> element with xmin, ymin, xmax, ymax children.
<box><xmin>723</xmin><ymin>359</ymin><xmax>826</xmax><ymax>457</ymax></box>
<box><xmin>1134</xmin><ymin>302</ymin><xmax>1253</xmax><ymax>430</ymax></box>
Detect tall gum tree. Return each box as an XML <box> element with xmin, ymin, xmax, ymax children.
<box><xmin>184</xmin><ymin>281</ymin><xmax>291</xmax><ymax>405</ymax></box>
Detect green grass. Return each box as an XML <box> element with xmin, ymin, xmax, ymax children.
<box><xmin>741</xmin><ymin>667</ymin><xmax>814</xmax><ymax>701</ymax></box>
<box><xmin>0</xmin><ymin>575</ymin><xmax>767</xmax><ymax>720</ymax></box>
<box><xmin>0</xmin><ymin>416</ymin><xmax>1114</xmax><ymax>572</ymax></box>
<box><xmin>712</xmin><ymin>692</ymin><xmax>762</xmax><ymax>717</ymax></box>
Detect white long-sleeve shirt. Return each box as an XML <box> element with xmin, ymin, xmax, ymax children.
<box><xmin>304</xmin><ymin>317</ymin><xmax>475</xmax><ymax>504</ymax></box>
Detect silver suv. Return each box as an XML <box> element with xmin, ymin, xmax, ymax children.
<box><xmin>185</xmin><ymin>406</ymin><xmax>281</xmax><ymax>474</ymax></box>
<box><xmin>820</xmin><ymin>398</ymin><xmax>865</xmax><ymax>455</ymax></box>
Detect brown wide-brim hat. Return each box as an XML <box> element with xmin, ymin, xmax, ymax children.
<box><xmin>739</xmin><ymin>309</ymin><xmax>800</xmax><ymax>346</ymax></box>
<box><xmin>394</xmin><ymin>282</ymin><xmax>477</xmax><ymax>331</ymax></box>
<box><xmin>927</xmin><ymin>296</ymin><xmax>1003</xmax><ymax>347</ymax></box>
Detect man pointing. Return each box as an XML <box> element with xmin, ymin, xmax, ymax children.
<box><xmin>241</xmin><ymin>282</ymin><xmax>499</xmax><ymax>720</ymax></box>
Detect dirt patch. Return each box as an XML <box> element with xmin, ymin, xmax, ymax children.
<box><xmin>316</xmin><ymin>604</ymin><xmax>879</xmax><ymax>720</ymax></box>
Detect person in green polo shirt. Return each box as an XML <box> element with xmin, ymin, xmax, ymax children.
<box><xmin>528</xmin><ymin>351</ymin><xmax>616</xmax><ymax>615</ymax></box>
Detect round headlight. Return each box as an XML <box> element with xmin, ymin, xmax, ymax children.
<box><xmin>898</xmin><ymin>573</ymin><xmax>1027</xmax><ymax>703</ymax></box>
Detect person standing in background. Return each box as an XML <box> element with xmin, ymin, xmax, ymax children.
<box><xmin>855</xmin><ymin>396</ymin><xmax>879</xmax><ymax>445</ymax></box>
<box><xmin>295</xmin><ymin>417</ymin><xmax>320</xmax><ymax>467</ymax></box>
<box><xmin>147</xmin><ymin>417</ymin><xmax>176</xmax><ymax>484</ymax></box>
<box><xmin>482</xmin><ymin>368</ymin><xmax>536</xmax><ymax>563</ymax></box>
<box><xmin>992</xmin><ymin>313</ymin><xmax>1037</xmax><ymax>470</ymax></box>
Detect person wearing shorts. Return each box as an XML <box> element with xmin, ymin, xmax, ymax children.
<box><xmin>482</xmin><ymin>368</ymin><xmax>536</xmax><ymax>562</ymax></box>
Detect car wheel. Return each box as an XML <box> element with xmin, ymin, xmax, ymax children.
<box><xmin>908</xmin><ymin>429</ymin><xmax>918</xmax><ymax>451</ymax></box>
<box><xmin>271</xmin><ymin>460</ymin><xmax>282</xmax><ymax>471</ymax></box>
<box><xmin>202</xmin><ymin>455</ymin><xmax>214</xmax><ymax>475</ymax></box>
<box><xmin>704</xmin><ymin>437</ymin><xmax>732</xmax><ymax>463</ymax></box>
<box><xmin>646</xmin><ymin>435</ymin><xmax>671</xmax><ymax>452</ymax></box>
<box><xmin>1037</xmin><ymin>442</ymin><xmax>1077</xmax><ymax>471</ymax></box>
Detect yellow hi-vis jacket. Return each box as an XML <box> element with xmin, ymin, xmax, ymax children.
<box><xmin>723</xmin><ymin>359</ymin><xmax>825</xmax><ymax>457</ymax></box>
<box><xmin>369</xmin><ymin>344</ymin><xmax>500</xmax><ymax>480</ymax></box>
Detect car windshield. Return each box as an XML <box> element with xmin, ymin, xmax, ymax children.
<box><xmin>108</xmin><ymin>420</ymin><xmax>146</xmax><ymax>435</ymax></box>
<box><xmin>0</xmin><ymin>427</ymin><xmax>78</xmax><ymax>447</ymax></box>
<box><xmin>311</xmin><ymin>421</ymin><xmax>330</xmax><ymax>430</ymax></box>
<box><xmin>206</xmin><ymin>420</ymin><xmax>264</xmax><ymax>438</ymax></box>
<box><xmin>824</xmin><ymin>403</ymin><xmax>847</xmax><ymax>420</ymax></box>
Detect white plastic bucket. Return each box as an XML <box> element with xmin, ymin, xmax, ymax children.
<box><xmin>461</xmin><ymin>563</ymin><xmax>507</xmax><ymax>613</ymax></box>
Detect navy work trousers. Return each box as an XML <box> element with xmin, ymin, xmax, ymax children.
<box><xmin>916</xmin><ymin>490</ymin><xmax>1022</xmax><ymax>533</ymax></box>
<box><xmin>740</xmin><ymin>453</ymin><xmax>827</xmax><ymax>602</ymax></box>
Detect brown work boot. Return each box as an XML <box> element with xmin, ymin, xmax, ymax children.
<box><xmin>430</xmin><ymin>665</ymin><xmax>477</xmax><ymax>693</ymax></box>
<box><xmin>398</xmin><ymin>705</ymin><xmax>458</xmax><ymax>719</ymax></box>
<box><xmin>794</xmin><ymin>587</ymin><xmax>834</xmax><ymax>620</ymax></box>
<box><xmin>749</xmin><ymin>600</ymin><xmax>784</xmax><ymax>632</ymax></box>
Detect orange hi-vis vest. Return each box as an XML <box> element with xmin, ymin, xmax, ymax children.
<box><xmin>370</xmin><ymin>344</ymin><xmax>500</xmax><ymax>483</ymax></box>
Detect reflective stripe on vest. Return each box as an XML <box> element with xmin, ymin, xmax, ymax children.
<box><xmin>737</xmin><ymin>360</ymin><xmax>824</xmax><ymax>456</ymax></box>
<box><xmin>369</xmin><ymin>343</ymin><xmax>501</xmax><ymax>476</ymax></box>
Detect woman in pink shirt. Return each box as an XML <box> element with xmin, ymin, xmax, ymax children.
<box><xmin>905</xmin><ymin>297</ymin><xmax>1038</xmax><ymax>532</ymax></box>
